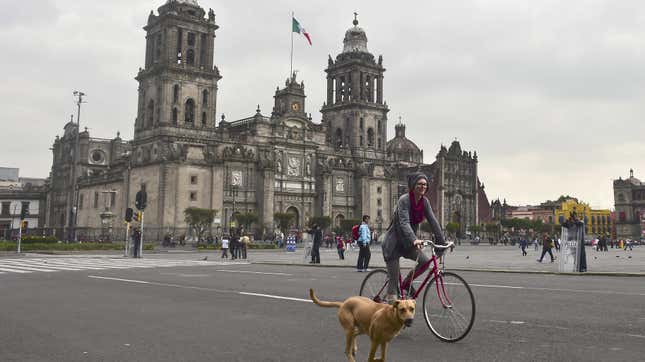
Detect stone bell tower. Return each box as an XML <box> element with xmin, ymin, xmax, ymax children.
<box><xmin>134</xmin><ymin>0</ymin><xmax>221</xmax><ymax>137</ymax></box>
<box><xmin>320</xmin><ymin>13</ymin><xmax>389</xmax><ymax>154</ymax></box>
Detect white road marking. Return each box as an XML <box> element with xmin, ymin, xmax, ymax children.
<box><xmin>626</xmin><ymin>334</ymin><xmax>645</xmax><ymax>339</ymax></box>
<box><xmin>88</xmin><ymin>276</ymin><xmax>150</xmax><ymax>284</ymax></box>
<box><xmin>214</xmin><ymin>269</ymin><xmax>292</xmax><ymax>276</ymax></box>
<box><xmin>0</xmin><ymin>267</ymin><xmax>31</xmax><ymax>273</ymax></box>
<box><xmin>239</xmin><ymin>292</ymin><xmax>312</xmax><ymax>303</ymax></box>
<box><xmin>469</xmin><ymin>283</ymin><xmax>645</xmax><ymax>297</ymax></box>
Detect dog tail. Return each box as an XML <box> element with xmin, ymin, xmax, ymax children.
<box><xmin>309</xmin><ymin>288</ymin><xmax>342</xmax><ymax>308</ymax></box>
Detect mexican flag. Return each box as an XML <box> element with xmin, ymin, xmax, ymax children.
<box><xmin>292</xmin><ymin>17</ymin><xmax>312</xmax><ymax>45</ymax></box>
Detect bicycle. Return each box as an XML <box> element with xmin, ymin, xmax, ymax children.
<box><xmin>359</xmin><ymin>240</ymin><xmax>475</xmax><ymax>342</ymax></box>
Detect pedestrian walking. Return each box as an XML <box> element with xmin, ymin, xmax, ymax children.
<box><xmin>533</xmin><ymin>238</ymin><xmax>539</xmax><ymax>251</ymax></box>
<box><xmin>520</xmin><ymin>238</ymin><xmax>528</xmax><ymax>256</ymax></box>
<box><xmin>336</xmin><ymin>235</ymin><xmax>345</xmax><ymax>260</ymax></box>
<box><xmin>240</xmin><ymin>233</ymin><xmax>250</xmax><ymax>259</ymax></box>
<box><xmin>537</xmin><ymin>232</ymin><xmax>555</xmax><ymax>263</ymax></box>
<box><xmin>309</xmin><ymin>224</ymin><xmax>322</xmax><ymax>264</ymax></box>
<box><xmin>221</xmin><ymin>235</ymin><xmax>229</xmax><ymax>258</ymax></box>
<box><xmin>356</xmin><ymin>215</ymin><xmax>372</xmax><ymax>272</ymax></box>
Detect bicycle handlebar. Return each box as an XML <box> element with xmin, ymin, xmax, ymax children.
<box><xmin>422</xmin><ymin>240</ymin><xmax>454</xmax><ymax>250</ymax></box>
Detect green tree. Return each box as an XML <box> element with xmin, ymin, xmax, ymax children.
<box><xmin>446</xmin><ymin>222</ymin><xmax>460</xmax><ymax>237</ymax></box>
<box><xmin>309</xmin><ymin>216</ymin><xmax>332</xmax><ymax>231</ymax></box>
<box><xmin>468</xmin><ymin>224</ymin><xmax>482</xmax><ymax>237</ymax></box>
<box><xmin>184</xmin><ymin>207</ymin><xmax>218</xmax><ymax>243</ymax></box>
<box><xmin>273</xmin><ymin>212</ymin><xmax>295</xmax><ymax>234</ymax></box>
<box><xmin>340</xmin><ymin>218</ymin><xmax>361</xmax><ymax>236</ymax></box>
<box><xmin>234</xmin><ymin>212</ymin><xmax>259</xmax><ymax>231</ymax></box>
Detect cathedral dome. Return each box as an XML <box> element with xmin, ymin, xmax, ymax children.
<box><xmin>342</xmin><ymin>17</ymin><xmax>369</xmax><ymax>53</ymax></box>
<box><xmin>166</xmin><ymin>0</ymin><xmax>199</xmax><ymax>6</ymax></box>
<box><xmin>387</xmin><ymin>123</ymin><xmax>422</xmax><ymax>163</ymax></box>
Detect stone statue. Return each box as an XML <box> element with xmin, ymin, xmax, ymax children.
<box><xmin>276</xmin><ymin>159</ymin><xmax>282</xmax><ymax>173</ymax></box>
<box><xmin>208</xmin><ymin>8</ymin><xmax>215</xmax><ymax>22</ymax></box>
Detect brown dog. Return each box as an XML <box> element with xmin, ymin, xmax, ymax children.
<box><xmin>309</xmin><ymin>288</ymin><xmax>416</xmax><ymax>362</ymax></box>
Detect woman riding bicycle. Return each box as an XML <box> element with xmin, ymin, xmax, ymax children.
<box><xmin>382</xmin><ymin>172</ymin><xmax>446</xmax><ymax>303</ymax></box>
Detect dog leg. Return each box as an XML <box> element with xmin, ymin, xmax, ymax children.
<box><xmin>345</xmin><ymin>331</ymin><xmax>356</xmax><ymax>362</ymax></box>
<box><xmin>379</xmin><ymin>342</ymin><xmax>389</xmax><ymax>362</ymax></box>
<box><xmin>368</xmin><ymin>340</ymin><xmax>380</xmax><ymax>362</ymax></box>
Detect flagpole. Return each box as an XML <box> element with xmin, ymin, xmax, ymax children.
<box><xmin>290</xmin><ymin>11</ymin><xmax>294</xmax><ymax>78</ymax></box>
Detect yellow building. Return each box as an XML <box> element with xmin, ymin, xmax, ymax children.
<box><xmin>554</xmin><ymin>199</ymin><xmax>612</xmax><ymax>236</ymax></box>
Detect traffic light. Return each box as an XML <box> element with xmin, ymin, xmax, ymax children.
<box><xmin>133</xmin><ymin>211</ymin><xmax>141</xmax><ymax>222</ymax></box>
<box><xmin>135</xmin><ymin>190</ymin><xmax>147</xmax><ymax>211</ymax></box>
<box><xmin>20</xmin><ymin>208</ymin><xmax>28</xmax><ymax>220</ymax></box>
<box><xmin>125</xmin><ymin>208</ymin><xmax>133</xmax><ymax>222</ymax></box>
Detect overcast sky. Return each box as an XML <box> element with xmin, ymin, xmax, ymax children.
<box><xmin>1</xmin><ymin>0</ymin><xmax>644</xmax><ymax>209</ymax></box>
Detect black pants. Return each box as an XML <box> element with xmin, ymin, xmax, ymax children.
<box><xmin>538</xmin><ymin>247</ymin><xmax>554</xmax><ymax>262</ymax></box>
<box><xmin>133</xmin><ymin>240</ymin><xmax>141</xmax><ymax>258</ymax></box>
<box><xmin>357</xmin><ymin>244</ymin><xmax>371</xmax><ymax>270</ymax></box>
<box><xmin>521</xmin><ymin>245</ymin><xmax>527</xmax><ymax>256</ymax></box>
<box><xmin>311</xmin><ymin>244</ymin><xmax>320</xmax><ymax>263</ymax></box>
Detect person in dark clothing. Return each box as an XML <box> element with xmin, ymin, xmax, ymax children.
<box><xmin>132</xmin><ymin>227</ymin><xmax>141</xmax><ymax>258</ymax></box>
<box><xmin>537</xmin><ymin>233</ymin><xmax>554</xmax><ymax>263</ymax></box>
<box><xmin>309</xmin><ymin>224</ymin><xmax>322</xmax><ymax>264</ymax></box>
<box><xmin>520</xmin><ymin>238</ymin><xmax>528</xmax><ymax>256</ymax></box>
<box><xmin>356</xmin><ymin>215</ymin><xmax>372</xmax><ymax>271</ymax></box>
<box><xmin>382</xmin><ymin>172</ymin><xmax>446</xmax><ymax>303</ymax></box>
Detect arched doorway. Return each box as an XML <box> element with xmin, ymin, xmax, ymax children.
<box><xmin>286</xmin><ymin>206</ymin><xmax>299</xmax><ymax>229</ymax></box>
<box><xmin>335</xmin><ymin>214</ymin><xmax>345</xmax><ymax>228</ymax></box>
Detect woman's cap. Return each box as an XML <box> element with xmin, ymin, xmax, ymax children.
<box><xmin>408</xmin><ymin>172</ymin><xmax>429</xmax><ymax>190</ymax></box>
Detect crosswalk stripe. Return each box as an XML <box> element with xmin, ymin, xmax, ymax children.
<box><xmin>0</xmin><ymin>258</ymin><xmax>236</xmax><ymax>275</ymax></box>
<box><xmin>0</xmin><ymin>266</ymin><xmax>33</xmax><ymax>273</ymax></box>
<box><xmin>0</xmin><ymin>262</ymin><xmax>57</xmax><ymax>272</ymax></box>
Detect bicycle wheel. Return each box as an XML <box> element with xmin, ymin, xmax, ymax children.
<box><xmin>359</xmin><ymin>269</ymin><xmax>389</xmax><ymax>303</ymax></box>
<box><xmin>422</xmin><ymin>271</ymin><xmax>475</xmax><ymax>342</ymax></box>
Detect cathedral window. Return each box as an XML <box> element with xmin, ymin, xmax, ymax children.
<box><xmin>190</xmin><ymin>191</ymin><xmax>197</xmax><ymax>201</ymax></box>
<box><xmin>185</xmin><ymin>99</ymin><xmax>195</xmax><ymax>123</ymax></box>
<box><xmin>155</xmin><ymin>34</ymin><xmax>161</xmax><ymax>61</ymax></box>
<box><xmin>147</xmin><ymin>100</ymin><xmax>154</xmax><ymax>128</ymax></box>
<box><xmin>367</xmin><ymin>128</ymin><xmax>374</xmax><ymax>147</ymax></box>
<box><xmin>173</xmin><ymin>85</ymin><xmax>179</xmax><ymax>103</ymax></box>
<box><xmin>202</xmin><ymin>112</ymin><xmax>207</xmax><ymax>125</ymax></box>
<box><xmin>187</xmin><ymin>32</ymin><xmax>195</xmax><ymax>46</ymax></box>
<box><xmin>190</xmin><ymin>175</ymin><xmax>198</xmax><ymax>185</ymax></box>
<box><xmin>79</xmin><ymin>194</ymin><xmax>84</xmax><ymax>209</ymax></box>
<box><xmin>378</xmin><ymin>138</ymin><xmax>381</xmax><ymax>149</ymax></box>
<box><xmin>335</xmin><ymin>128</ymin><xmax>343</xmax><ymax>148</ymax></box>
<box><xmin>172</xmin><ymin>107</ymin><xmax>178</xmax><ymax>124</ymax></box>
<box><xmin>200</xmin><ymin>34</ymin><xmax>207</xmax><ymax>66</ymax></box>
<box><xmin>360</xmin><ymin>135</ymin><xmax>364</xmax><ymax>146</ymax></box>
<box><xmin>187</xmin><ymin>49</ymin><xmax>195</xmax><ymax>65</ymax></box>
<box><xmin>377</xmin><ymin>120</ymin><xmax>382</xmax><ymax>134</ymax></box>
<box><xmin>94</xmin><ymin>192</ymin><xmax>99</xmax><ymax>208</ymax></box>
<box><xmin>377</xmin><ymin>198</ymin><xmax>382</xmax><ymax>207</ymax></box>
<box><xmin>377</xmin><ymin>186</ymin><xmax>382</xmax><ymax>194</ymax></box>
<box><xmin>202</xmin><ymin>90</ymin><xmax>208</xmax><ymax>106</ymax></box>
<box><xmin>359</xmin><ymin>118</ymin><xmax>364</xmax><ymax>129</ymax></box>
<box><xmin>176</xmin><ymin>28</ymin><xmax>183</xmax><ymax>63</ymax></box>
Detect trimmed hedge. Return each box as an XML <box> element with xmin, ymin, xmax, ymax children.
<box><xmin>20</xmin><ymin>236</ymin><xmax>59</xmax><ymax>244</ymax></box>
<box><xmin>0</xmin><ymin>242</ymin><xmax>154</xmax><ymax>252</ymax></box>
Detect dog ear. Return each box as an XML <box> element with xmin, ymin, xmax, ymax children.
<box><xmin>392</xmin><ymin>300</ymin><xmax>400</xmax><ymax>308</ymax></box>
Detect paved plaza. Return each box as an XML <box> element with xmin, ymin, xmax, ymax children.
<box><xmin>234</xmin><ymin>243</ymin><xmax>645</xmax><ymax>275</ymax></box>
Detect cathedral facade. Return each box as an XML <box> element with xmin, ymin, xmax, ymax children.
<box><xmin>45</xmin><ymin>0</ymin><xmax>490</xmax><ymax>240</ymax></box>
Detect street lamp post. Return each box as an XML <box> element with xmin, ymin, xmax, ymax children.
<box><xmin>71</xmin><ymin>90</ymin><xmax>85</xmax><ymax>242</ymax></box>
<box><xmin>230</xmin><ymin>185</ymin><xmax>238</xmax><ymax>233</ymax></box>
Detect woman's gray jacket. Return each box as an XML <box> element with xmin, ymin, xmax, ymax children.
<box><xmin>382</xmin><ymin>193</ymin><xmax>445</xmax><ymax>261</ymax></box>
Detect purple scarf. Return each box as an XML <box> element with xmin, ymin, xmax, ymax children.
<box><xmin>408</xmin><ymin>192</ymin><xmax>425</xmax><ymax>225</ymax></box>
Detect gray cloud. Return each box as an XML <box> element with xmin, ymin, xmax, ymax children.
<box><xmin>1</xmin><ymin>0</ymin><xmax>643</xmax><ymax>209</ymax></box>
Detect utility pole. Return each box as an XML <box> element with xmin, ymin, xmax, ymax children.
<box><xmin>71</xmin><ymin>90</ymin><xmax>85</xmax><ymax>242</ymax></box>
